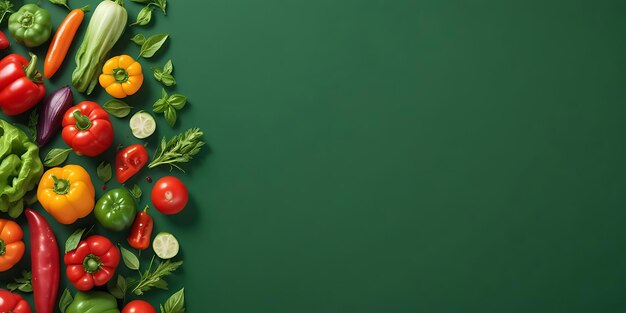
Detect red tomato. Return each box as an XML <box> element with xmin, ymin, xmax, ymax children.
<box><xmin>151</xmin><ymin>176</ymin><xmax>188</xmax><ymax>214</ymax></box>
<box><xmin>122</xmin><ymin>300</ymin><xmax>156</xmax><ymax>313</ymax></box>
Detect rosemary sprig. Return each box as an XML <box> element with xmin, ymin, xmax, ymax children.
<box><xmin>130</xmin><ymin>256</ymin><xmax>183</xmax><ymax>296</ymax></box>
<box><xmin>148</xmin><ymin>128</ymin><xmax>205</xmax><ymax>172</ymax></box>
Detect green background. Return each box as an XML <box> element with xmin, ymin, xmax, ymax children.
<box><xmin>1</xmin><ymin>0</ymin><xmax>626</xmax><ymax>312</ymax></box>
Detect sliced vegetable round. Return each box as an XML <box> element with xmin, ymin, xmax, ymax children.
<box><xmin>152</xmin><ymin>232</ymin><xmax>179</xmax><ymax>259</ymax></box>
<box><xmin>129</xmin><ymin>111</ymin><xmax>156</xmax><ymax>139</ymax></box>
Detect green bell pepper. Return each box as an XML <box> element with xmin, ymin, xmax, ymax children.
<box><xmin>0</xmin><ymin>120</ymin><xmax>44</xmax><ymax>217</ymax></box>
<box><xmin>8</xmin><ymin>4</ymin><xmax>52</xmax><ymax>48</ymax></box>
<box><xmin>95</xmin><ymin>188</ymin><xmax>137</xmax><ymax>231</ymax></box>
<box><xmin>66</xmin><ymin>291</ymin><xmax>120</xmax><ymax>313</ymax></box>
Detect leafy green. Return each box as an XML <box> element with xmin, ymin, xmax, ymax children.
<box><xmin>153</xmin><ymin>59</ymin><xmax>176</xmax><ymax>86</ymax></box>
<box><xmin>0</xmin><ymin>120</ymin><xmax>44</xmax><ymax>217</ymax></box>
<box><xmin>0</xmin><ymin>0</ymin><xmax>13</xmax><ymax>24</ymax></box>
<box><xmin>103</xmin><ymin>99</ymin><xmax>133</xmax><ymax>118</ymax></box>
<box><xmin>59</xmin><ymin>288</ymin><xmax>73</xmax><ymax>313</ymax></box>
<box><xmin>131</xmin><ymin>0</ymin><xmax>166</xmax><ymax>14</ymax></box>
<box><xmin>107</xmin><ymin>275</ymin><xmax>127</xmax><ymax>299</ymax></box>
<box><xmin>72</xmin><ymin>0</ymin><xmax>128</xmax><ymax>94</ymax></box>
<box><xmin>7</xmin><ymin>270</ymin><xmax>32</xmax><ymax>293</ymax></box>
<box><xmin>120</xmin><ymin>246</ymin><xmax>140</xmax><ymax>270</ymax></box>
<box><xmin>49</xmin><ymin>0</ymin><xmax>70</xmax><ymax>10</ymax></box>
<box><xmin>97</xmin><ymin>162</ymin><xmax>112</xmax><ymax>183</ymax></box>
<box><xmin>129</xmin><ymin>184</ymin><xmax>142</xmax><ymax>200</ymax></box>
<box><xmin>130</xmin><ymin>257</ymin><xmax>183</xmax><ymax>295</ymax></box>
<box><xmin>139</xmin><ymin>33</ymin><xmax>169</xmax><ymax>58</ymax></box>
<box><xmin>131</xmin><ymin>5</ymin><xmax>153</xmax><ymax>26</ymax></box>
<box><xmin>161</xmin><ymin>288</ymin><xmax>185</xmax><ymax>313</ymax></box>
<box><xmin>148</xmin><ymin>128</ymin><xmax>204</xmax><ymax>171</ymax></box>
<box><xmin>65</xmin><ymin>228</ymin><xmax>86</xmax><ymax>253</ymax></box>
<box><xmin>152</xmin><ymin>89</ymin><xmax>187</xmax><ymax>127</ymax></box>
<box><xmin>43</xmin><ymin>148</ymin><xmax>72</xmax><ymax>167</ymax></box>
<box><xmin>131</xmin><ymin>34</ymin><xmax>146</xmax><ymax>45</ymax></box>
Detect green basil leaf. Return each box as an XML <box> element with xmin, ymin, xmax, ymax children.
<box><xmin>18</xmin><ymin>284</ymin><xmax>32</xmax><ymax>293</ymax></box>
<box><xmin>131</xmin><ymin>6</ymin><xmax>153</xmax><ymax>26</ymax></box>
<box><xmin>139</xmin><ymin>34</ymin><xmax>169</xmax><ymax>58</ymax></box>
<box><xmin>65</xmin><ymin>228</ymin><xmax>86</xmax><ymax>253</ymax></box>
<box><xmin>59</xmin><ymin>289</ymin><xmax>73</xmax><ymax>313</ymax></box>
<box><xmin>97</xmin><ymin>162</ymin><xmax>112</xmax><ymax>183</ymax></box>
<box><xmin>153</xmin><ymin>98</ymin><xmax>168</xmax><ymax>113</ymax></box>
<box><xmin>161</xmin><ymin>88</ymin><xmax>168</xmax><ymax>99</ymax></box>
<box><xmin>49</xmin><ymin>0</ymin><xmax>70</xmax><ymax>10</ymax></box>
<box><xmin>162</xmin><ymin>288</ymin><xmax>185</xmax><ymax>313</ymax></box>
<box><xmin>120</xmin><ymin>246</ymin><xmax>141</xmax><ymax>270</ymax></box>
<box><xmin>155</xmin><ymin>0</ymin><xmax>167</xmax><ymax>14</ymax></box>
<box><xmin>107</xmin><ymin>275</ymin><xmax>126</xmax><ymax>299</ymax></box>
<box><xmin>131</xmin><ymin>0</ymin><xmax>151</xmax><ymax>3</ymax></box>
<box><xmin>129</xmin><ymin>184</ymin><xmax>142</xmax><ymax>200</ymax></box>
<box><xmin>6</xmin><ymin>283</ymin><xmax>18</xmax><ymax>292</ymax></box>
<box><xmin>104</xmin><ymin>99</ymin><xmax>133</xmax><ymax>118</ymax></box>
<box><xmin>161</xmin><ymin>74</ymin><xmax>176</xmax><ymax>86</ymax></box>
<box><xmin>163</xmin><ymin>59</ymin><xmax>173</xmax><ymax>74</ymax></box>
<box><xmin>168</xmin><ymin>94</ymin><xmax>187</xmax><ymax>110</ymax></box>
<box><xmin>131</xmin><ymin>34</ymin><xmax>147</xmax><ymax>46</ymax></box>
<box><xmin>164</xmin><ymin>106</ymin><xmax>177</xmax><ymax>127</ymax></box>
<box><xmin>153</xmin><ymin>68</ymin><xmax>164</xmax><ymax>81</ymax></box>
<box><xmin>43</xmin><ymin>148</ymin><xmax>72</xmax><ymax>167</ymax></box>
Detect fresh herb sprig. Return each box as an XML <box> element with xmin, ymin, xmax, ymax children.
<box><xmin>130</xmin><ymin>256</ymin><xmax>183</xmax><ymax>295</ymax></box>
<box><xmin>153</xmin><ymin>59</ymin><xmax>176</xmax><ymax>86</ymax></box>
<box><xmin>161</xmin><ymin>288</ymin><xmax>185</xmax><ymax>313</ymax></box>
<box><xmin>7</xmin><ymin>270</ymin><xmax>32</xmax><ymax>293</ymax></box>
<box><xmin>0</xmin><ymin>0</ymin><xmax>13</xmax><ymax>24</ymax></box>
<box><xmin>148</xmin><ymin>128</ymin><xmax>205</xmax><ymax>171</ymax></box>
<box><xmin>132</xmin><ymin>0</ymin><xmax>166</xmax><ymax>15</ymax></box>
<box><xmin>153</xmin><ymin>89</ymin><xmax>187</xmax><ymax>127</ymax></box>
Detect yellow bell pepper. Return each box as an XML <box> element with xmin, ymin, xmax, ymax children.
<box><xmin>98</xmin><ymin>55</ymin><xmax>143</xmax><ymax>98</ymax></box>
<box><xmin>37</xmin><ymin>164</ymin><xmax>95</xmax><ymax>224</ymax></box>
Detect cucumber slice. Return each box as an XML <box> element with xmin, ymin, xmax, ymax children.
<box><xmin>153</xmin><ymin>232</ymin><xmax>179</xmax><ymax>259</ymax></box>
<box><xmin>129</xmin><ymin>111</ymin><xmax>156</xmax><ymax>139</ymax></box>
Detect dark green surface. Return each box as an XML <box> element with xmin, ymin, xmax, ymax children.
<box><xmin>1</xmin><ymin>0</ymin><xmax>626</xmax><ymax>312</ymax></box>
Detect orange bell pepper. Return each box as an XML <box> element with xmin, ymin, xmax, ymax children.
<box><xmin>37</xmin><ymin>164</ymin><xmax>95</xmax><ymax>224</ymax></box>
<box><xmin>98</xmin><ymin>55</ymin><xmax>143</xmax><ymax>98</ymax></box>
<box><xmin>0</xmin><ymin>219</ymin><xmax>25</xmax><ymax>272</ymax></box>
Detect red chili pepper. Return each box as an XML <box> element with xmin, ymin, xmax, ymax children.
<box><xmin>0</xmin><ymin>32</ymin><xmax>10</xmax><ymax>50</ymax></box>
<box><xmin>64</xmin><ymin>235</ymin><xmax>120</xmax><ymax>291</ymax></box>
<box><xmin>61</xmin><ymin>101</ymin><xmax>114</xmax><ymax>156</ymax></box>
<box><xmin>24</xmin><ymin>209</ymin><xmax>59</xmax><ymax>313</ymax></box>
<box><xmin>0</xmin><ymin>53</ymin><xmax>46</xmax><ymax>116</ymax></box>
<box><xmin>0</xmin><ymin>289</ymin><xmax>32</xmax><ymax>313</ymax></box>
<box><xmin>127</xmin><ymin>205</ymin><xmax>154</xmax><ymax>250</ymax></box>
<box><xmin>116</xmin><ymin>144</ymin><xmax>149</xmax><ymax>183</ymax></box>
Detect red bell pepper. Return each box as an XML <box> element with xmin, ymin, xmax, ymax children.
<box><xmin>0</xmin><ymin>289</ymin><xmax>31</xmax><ymax>313</ymax></box>
<box><xmin>61</xmin><ymin>101</ymin><xmax>114</xmax><ymax>156</ymax></box>
<box><xmin>127</xmin><ymin>205</ymin><xmax>154</xmax><ymax>250</ymax></box>
<box><xmin>24</xmin><ymin>209</ymin><xmax>59</xmax><ymax>313</ymax></box>
<box><xmin>116</xmin><ymin>144</ymin><xmax>149</xmax><ymax>183</ymax></box>
<box><xmin>0</xmin><ymin>53</ymin><xmax>46</xmax><ymax>116</ymax></box>
<box><xmin>0</xmin><ymin>32</ymin><xmax>9</xmax><ymax>50</ymax></box>
<box><xmin>64</xmin><ymin>235</ymin><xmax>120</xmax><ymax>291</ymax></box>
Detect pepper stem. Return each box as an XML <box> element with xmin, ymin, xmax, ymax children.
<box><xmin>113</xmin><ymin>68</ymin><xmax>129</xmax><ymax>83</ymax></box>
<box><xmin>73</xmin><ymin>110</ymin><xmax>92</xmax><ymax>130</ymax></box>
<box><xmin>143</xmin><ymin>205</ymin><xmax>149</xmax><ymax>213</ymax></box>
<box><xmin>82</xmin><ymin>254</ymin><xmax>103</xmax><ymax>274</ymax></box>
<box><xmin>52</xmin><ymin>175</ymin><xmax>71</xmax><ymax>195</ymax></box>
<box><xmin>23</xmin><ymin>52</ymin><xmax>43</xmax><ymax>83</ymax></box>
<box><xmin>0</xmin><ymin>239</ymin><xmax>5</xmax><ymax>256</ymax></box>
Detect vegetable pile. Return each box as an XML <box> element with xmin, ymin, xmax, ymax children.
<box><xmin>0</xmin><ymin>0</ymin><xmax>204</xmax><ymax>312</ymax></box>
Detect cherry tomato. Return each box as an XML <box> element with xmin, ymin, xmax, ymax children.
<box><xmin>122</xmin><ymin>300</ymin><xmax>157</xmax><ymax>313</ymax></box>
<box><xmin>151</xmin><ymin>176</ymin><xmax>188</xmax><ymax>214</ymax></box>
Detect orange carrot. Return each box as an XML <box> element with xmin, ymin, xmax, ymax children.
<box><xmin>44</xmin><ymin>6</ymin><xmax>88</xmax><ymax>79</ymax></box>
